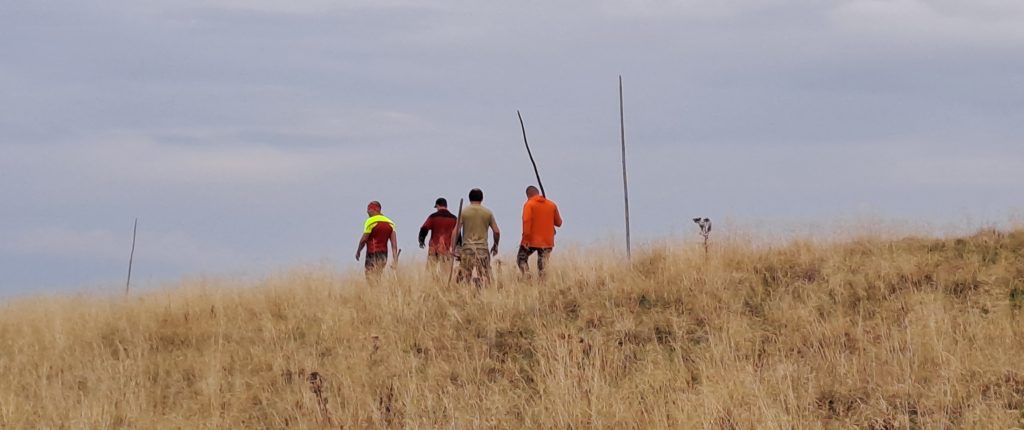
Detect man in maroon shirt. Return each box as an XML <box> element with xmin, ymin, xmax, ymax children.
<box><xmin>419</xmin><ymin>197</ymin><xmax>457</xmax><ymax>271</ymax></box>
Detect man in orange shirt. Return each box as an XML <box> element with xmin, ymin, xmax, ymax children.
<box><xmin>518</xmin><ymin>185</ymin><xmax>562</xmax><ymax>277</ymax></box>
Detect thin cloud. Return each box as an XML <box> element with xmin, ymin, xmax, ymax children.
<box><xmin>1</xmin><ymin>226</ymin><xmax>243</xmax><ymax>268</ymax></box>
<box><xmin>1</xmin><ymin>0</ymin><xmax>1022</xmax><ymax>292</ymax></box>
<box><xmin>832</xmin><ymin>0</ymin><xmax>1024</xmax><ymax>45</ymax></box>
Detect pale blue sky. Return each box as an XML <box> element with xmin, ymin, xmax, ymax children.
<box><xmin>3</xmin><ymin>0</ymin><xmax>1023</xmax><ymax>295</ymax></box>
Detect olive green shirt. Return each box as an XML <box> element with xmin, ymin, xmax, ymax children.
<box><xmin>460</xmin><ymin>204</ymin><xmax>495</xmax><ymax>249</ymax></box>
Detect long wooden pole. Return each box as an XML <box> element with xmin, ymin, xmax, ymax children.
<box><xmin>620</xmin><ymin>76</ymin><xmax>632</xmax><ymax>260</ymax></box>
<box><xmin>125</xmin><ymin>218</ymin><xmax>137</xmax><ymax>295</ymax></box>
<box><xmin>517</xmin><ymin>110</ymin><xmax>546</xmax><ymax>197</ymax></box>
<box><xmin>447</xmin><ymin>198</ymin><xmax>465</xmax><ymax>286</ymax></box>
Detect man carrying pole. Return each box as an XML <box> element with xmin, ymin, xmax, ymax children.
<box><xmin>518</xmin><ymin>185</ymin><xmax>562</xmax><ymax>278</ymax></box>
<box><xmin>451</xmin><ymin>188</ymin><xmax>500</xmax><ymax>287</ymax></box>
<box><xmin>418</xmin><ymin>197</ymin><xmax>458</xmax><ymax>274</ymax></box>
<box><xmin>355</xmin><ymin>200</ymin><xmax>399</xmax><ymax>283</ymax></box>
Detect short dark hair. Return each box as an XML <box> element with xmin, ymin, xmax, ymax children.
<box><xmin>435</xmin><ymin>197</ymin><xmax>447</xmax><ymax>207</ymax></box>
<box><xmin>468</xmin><ymin>188</ymin><xmax>483</xmax><ymax>202</ymax></box>
<box><xmin>526</xmin><ymin>185</ymin><xmax>539</xmax><ymax>194</ymax></box>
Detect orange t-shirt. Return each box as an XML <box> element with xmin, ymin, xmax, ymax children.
<box><xmin>521</xmin><ymin>196</ymin><xmax>562</xmax><ymax>249</ymax></box>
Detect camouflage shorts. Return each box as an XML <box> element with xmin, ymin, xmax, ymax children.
<box><xmin>457</xmin><ymin>246</ymin><xmax>492</xmax><ymax>282</ymax></box>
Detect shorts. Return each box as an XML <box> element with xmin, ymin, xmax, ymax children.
<box><xmin>457</xmin><ymin>246</ymin><xmax>492</xmax><ymax>283</ymax></box>
<box><xmin>426</xmin><ymin>253</ymin><xmax>453</xmax><ymax>275</ymax></box>
<box><xmin>427</xmin><ymin>253</ymin><xmax>453</xmax><ymax>265</ymax></box>
<box><xmin>365</xmin><ymin>251</ymin><xmax>388</xmax><ymax>274</ymax></box>
<box><xmin>517</xmin><ymin>246</ymin><xmax>552</xmax><ymax>273</ymax></box>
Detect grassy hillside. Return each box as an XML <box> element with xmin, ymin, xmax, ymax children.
<box><xmin>2</xmin><ymin>229</ymin><xmax>1024</xmax><ymax>429</ymax></box>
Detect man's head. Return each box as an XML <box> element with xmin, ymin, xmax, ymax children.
<box><xmin>468</xmin><ymin>188</ymin><xmax>484</xmax><ymax>203</ymax></box>
<box><xmin>526</xmin><ymin>185</ymin><xmax>540</xmax><ymax>198</ymax></box>
<box><xmin>367</xmin><ymin>201</ymin><xmax>382</xmax><ymax>216</ymax></box>
<box><xmin>434</xmin><ymin>197</ymin><xmax>448</xmax><ymax>209</ymax></box>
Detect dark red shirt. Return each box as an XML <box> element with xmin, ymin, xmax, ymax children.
<box><xmin>419</xmin><ymin>209</ymin><xmax>457</xmax><ymax>255</ymax></box>
<box><xmin>364</xmin><ymin>215</ymin><xmax>395</xmax><ymax>254</ymax></box>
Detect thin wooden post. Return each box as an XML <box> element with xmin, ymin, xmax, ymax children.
<box><xmin>517</xmin><ymin>110</ymin><xmax>546</xmax><ymax>197</ymax></box>
<box><xmin>620</xmin><ymin>76</ymin><xmax>632</xmax><ymax>260</ymax></box>
<box><xmin>447</xmin><ymin>198</ymin><xmax>465</xmax><ymax>286</ymax></box>
<box><xmin>125</xmin><ymin>218</ymin><xmax>137</xmax><ymax>295</ymax></box>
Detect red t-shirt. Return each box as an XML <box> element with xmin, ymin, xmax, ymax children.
<box><xmin>364</xmin><ymin>215</ymin><xmax>395</xmax><ymax>254</ymax></box>
<box><xmin>419</xmin><ymin>209</ymin><xmax>457</xmax><ymax>255</ymax></box>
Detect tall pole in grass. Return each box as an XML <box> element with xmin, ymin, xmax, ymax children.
<box><xmin>517</xmin><ymin>110</ymin><xmax>546</xmax><ymax>197</ymax></box>
<box><xmin>447</xmin><ymin>198</ymin><xmax>465</xmax><ymax>286</ymax></box>
<box><xmin>125</xmin><ymin>218</ymin><xmax>138</xmax><ymax>295</ymax></box>
<box><xmin>619</xmin><ymin>76</ymin><xmax>632</xmax><ymax>260</ymax></box>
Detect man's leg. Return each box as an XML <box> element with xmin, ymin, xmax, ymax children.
<box><xmin>478</xmin><ymin>252</ymin><xmax>493</xmax><ymax>287</ymax></box>
<box><xmin>517</xmin><ymin>245</ymin><xmax>534</xmax><ymax>273</ymax></box>
<box><xmin>434</xmin><ymin>253</ymin><xmax>451</xmax><ymax>280</ymax></box>
<box><xmin>537</xmin><ymin>248</ymin><xmax>552</xmax><ymax>277</ymax></box>
<box><xmin>456</xmin><ymin>248</ymin><xmax>476</xmax><ymax>284</ymax></box>
<box><xmin>426</xmin><ymin>253</ymin><xmax>443</xmax><ymax>278</ymax></box>
<box><xmin>365</xmin><ymin>252</ymin><xmax>386</xmax><ymax>283</ymax></box>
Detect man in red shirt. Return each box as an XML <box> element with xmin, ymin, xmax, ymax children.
<box><xmin>419</xmin><ymin>197</ymin><xmax>457</xmax><ymax>271</ymax></box>
<box><xmin>355</xmin><ymin>201</ymin><xmax>398</xmax><ymax>281</ymax></box>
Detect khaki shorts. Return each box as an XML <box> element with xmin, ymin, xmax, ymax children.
<box><xmin>457</xmin><ymin>246</ymin><xmax>492</xmax><ymax>282</ymax></box>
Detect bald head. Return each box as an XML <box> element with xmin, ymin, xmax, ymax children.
<box><xmin>525</xmin><ymin>186</ymin><xmax>540</xmax><ymax>198</ymax></box>
<box><xmin>367</xmin><ymin>200</ymin><xmax>382</xmax><ymax>216</ymax></box>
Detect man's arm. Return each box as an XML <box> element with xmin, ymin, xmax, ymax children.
<box><xmin>390</xmin><ymin>230</ymin><xmax>399</xmax><ymax>262</ymax></box>
<box><xmin>553</xmin><ymin>204</ymin><xmax>563</xmax><ymax>228</ymax></box>
<box><xmin>355</xmin><ymin>233</ymin><xmax>369</xmax><ymax>260</ymax></box>
<box><xmin>418</xmin><ymin>218</ymin><xmax>431</xmax><ymax>249</ymax></box>
<box><xmin>490</xmin><ymin>217</ymin><xmax>501</xmax><ymax>256</ymax></box>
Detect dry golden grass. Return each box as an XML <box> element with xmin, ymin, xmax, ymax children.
<box><xmin>3</xmin><ymin>229</ymin><xmax>1024</xmax><ymax>429</ymax></box>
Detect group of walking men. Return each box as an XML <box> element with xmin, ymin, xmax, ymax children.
<box><xmin>354</xmin><ymin>186</ymin><xmax>562</xmax><ymax>284</ymax></box>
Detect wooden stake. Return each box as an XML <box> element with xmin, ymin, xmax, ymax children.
<box><xmin>447</xmin><ymin>198</ymin><xmax>465</xmax><ymax>286</ymax></box>
<box><xmin>517</xmin><ymin>110</ymin><xmax>546</xmax><ymax>197</ymax></box>
<box><xmin>620</xmin><ymin>76</ymin><xmax>632</xmax><ymax>260</ymax></box>
<box><xmin>125</xmin><ymin>218</ymin><xmax>137</xmax><ymax>295</ymax></box>
<box><xmin>694</xmin><ymin>217</ymin><xmax>712</xmax><ymax>257</ymax></box>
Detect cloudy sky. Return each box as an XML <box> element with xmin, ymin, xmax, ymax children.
<box><xmin>3</xmin><ymin>0</ymin><xmax>1023</xmax><ymax>295</ymax></box>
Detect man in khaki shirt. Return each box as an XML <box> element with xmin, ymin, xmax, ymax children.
<box><xmin>451</xmin><ymin>188</ymin><xmax>500</xmax><ymax>286</ymax></box>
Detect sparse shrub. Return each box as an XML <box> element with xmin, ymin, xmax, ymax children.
<box><xmin>1011</xmin><ymin>285</ymin><xmax>1024</xmax><ymax>311</ymax></box>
